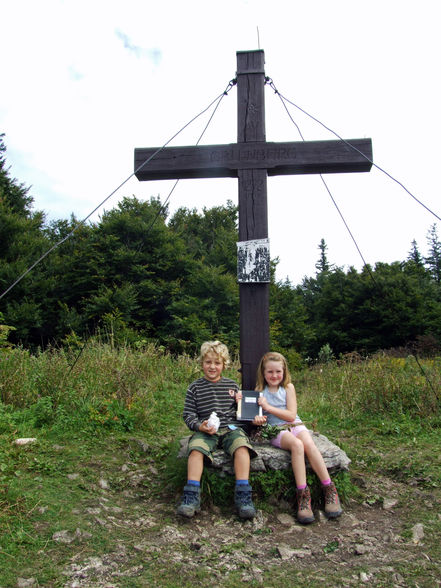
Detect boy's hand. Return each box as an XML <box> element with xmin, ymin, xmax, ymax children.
<box><xmin>199</xmin><ymin>420</ymin><xmax>217</xmax><ymax>435</ymax></box>
<box><xmin>233</xmin><ymin>390</ymin><xmax>242</xmax><ymax>403</ymax></box>
<box><xmin>252</xmin><ymin>415</ymin><xmax>267</xmax><ymax>426</ymax></box>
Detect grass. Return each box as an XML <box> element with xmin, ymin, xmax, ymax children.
<box><xmin>0</xmin><ymin>342</ymin><xmax>440</xmax><ymax>586</ymax></box>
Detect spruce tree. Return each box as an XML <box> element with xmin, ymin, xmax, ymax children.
<box><xmin>425</xmin><ymin>224</ymin><xmax>441</xmax><ymax>283</ymax></box>
<box><xmin>407</xmin><ymin>239</ymin><xmax>424</xmax><ymax>267</ymax></box>
<box><xmin>315</xmin><ymin>238</ymin><xmax>330</xmax><ymax>274</ymax></box>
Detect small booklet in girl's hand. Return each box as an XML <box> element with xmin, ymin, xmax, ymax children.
<box><xmin>236</xmin><ymin>390</ymin><xmax>263</xmax><ymax>421</ymax></box>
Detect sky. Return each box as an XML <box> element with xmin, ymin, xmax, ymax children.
<box><xmin>1</xmin><ymin>0</ymin><xmax>440</xmax><ymax>285</ymax></box>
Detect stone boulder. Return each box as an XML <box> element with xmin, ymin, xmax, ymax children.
<box><xmin>178</xmin><ymin>431</ymin><xmax>350</xmax><ymax>476</ymax></box>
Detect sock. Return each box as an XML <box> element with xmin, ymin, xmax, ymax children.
<box><xmin>297</xmin><ymin>483</ymin><xmax>307</xmax><ymax>490</ymax></box>
<box><xmin>321</xmin><ymin>478</ymin><xmax>331</xmax><ymax>486</ymax></box>
<box><xmin>235</xmin><ymin>479</ymin><xmax>249</xmax><ymax>486</ymax></box>
<box><xmin>187</xmin><ymin>480</ymin><xmax>200</xmax><ymax>487</ymax></box>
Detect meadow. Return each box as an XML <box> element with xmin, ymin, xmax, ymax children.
<box><xmin>1</xmin><ymin>343</ymin><xmax>440</xmax><ymax>586</ymax></box>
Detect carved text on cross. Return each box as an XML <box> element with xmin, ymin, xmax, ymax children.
<box><xmin>134</xmin><ymin>49</ymin><xmax>372</xmax><ymax>388</ymax></box>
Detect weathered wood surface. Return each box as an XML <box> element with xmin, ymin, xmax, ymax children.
<box><xmin>134</xmin><ymin>139</ymin><xmax>373</xmax><ymax>181</ymax></box>
<box><xmin>178</xmin><ymin>431</ymin><xmax>351</xmax><ymax>477</ymax></box>
<box><xmin>134</xmin><ymin>48</ymin><xmax>373</xmax><ymax>390</ymax></box>
<box><xmin>236</xmin><ymin>50</ymin><xmax>269</xmax><ymax>389</ymax></box>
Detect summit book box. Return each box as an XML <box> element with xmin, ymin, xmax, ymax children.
<box><xmin>236</xmin><ymin>390</ymin><xmax>263</xmax><ymax>421</ymax></box>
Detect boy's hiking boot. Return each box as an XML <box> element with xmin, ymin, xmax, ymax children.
<box><xmin>176</xmin><ymin>484</ymin><xmax>201</xmax><ymax>518</ymax></box>
<box><xmin>323</xmin><ymin>481</ymin><xmax>342</xmax><ymax>519</ymax></box>
<box><xmin>234</xmin><ymin>484</ymin><xmax>256</xmax><ymax>519</ymax></box>
<box><xmin>296</xmin><ymin>486</ymin><xmax>315</xmax><ymax>524</ymax></box>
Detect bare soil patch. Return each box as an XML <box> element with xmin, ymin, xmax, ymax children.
<box><xmin>58</xmin><ymin>460</ymin><xmax>441</xmax><ymax>588</ymax></box>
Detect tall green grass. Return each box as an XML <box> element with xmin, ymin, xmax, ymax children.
<box><xmin>0</xmin><ymin>342</ymin><xmax>242</xmax><ymax>440</ymax></box>
<box><xmin>1</xmin><ymin>344</ymin><xmax>440</xmax><ymax>439</ymax></box>
<box><xmin>294</xmin><ymin>353</ymin><xmax>440</xmax><ymax>424</ymax></box>
<box><xmin>1</xmin><ymin>344</ymin><xmax>440</xmax><ymax>587</ymax></box>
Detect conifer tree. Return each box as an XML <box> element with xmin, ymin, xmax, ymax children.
<box><xmin>407</xmin><ymin>239</ymin><xmax>424</xmax><ymax>267</ymax></box>
<box><xmin>425</xmin><ymin>224</ymin><xmax>441</xmax><ymax>283</ymax></box>
<box><xmin>0</xmin><ymin>133</ymin><xmax>33</xmax><ymax>216</ymax></box>
<box><xmin>315</xmin><ymin>238</ymin><xmax>331</xmax><ymax>274</ymax></box>
<box><xmin>0</xmin><ymin>135</ymin><xmax>49</xmax><ymax>345</ymax></box>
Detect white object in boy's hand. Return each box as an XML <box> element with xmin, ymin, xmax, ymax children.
<box><xmin>207</xmin><ymin>411</ymin><xmax>220</xmax><ymax>432</ymax></box>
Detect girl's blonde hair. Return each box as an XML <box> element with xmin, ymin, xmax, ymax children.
<box><xmin>198</xmin><ymin>340</ymin><xmax>230</xmax><ymax>367</ymax></box>
<box><xmin>255</xmin><ymin>351</ymin><xmax>292</xmax><ymax>391</ymax></box>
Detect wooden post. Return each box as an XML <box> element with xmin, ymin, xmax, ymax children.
<box><xmin>134</xmin><ymin>49</ymin><xmax>373</xmax><ymax>389</ymax></box>
<box><xmin>236</xmin><ymin>50</ymin><xmax>269</xmax><ymax>389</ymax></box>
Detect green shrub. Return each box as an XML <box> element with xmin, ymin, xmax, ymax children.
<box><xmin>0</xmin><ymin>312</ymin><xmax>16</xmax><ymax>350</ymax></box>
<box><xmin>87</xmin><ymin>397</ymin><xmax>135</xmax><ymax>432</ymax></box>
<box><xmin>317</xmin><ymin>343</ymin><xmax>334</xmax><ymax>364</ymax></box>
<box><xmin>0</xmin><ymin>403</ymin><xmax>15</xmax><ymax>434</ymax></box>
<box><xmin>197</xmin><ymin>468</ymin><xmax>353</xmax><ymax>509</ymax></box>
<box><xmin>30</xmin><ymin>396</ymin><xmax>54</xmax><ymax>428</ymax></box>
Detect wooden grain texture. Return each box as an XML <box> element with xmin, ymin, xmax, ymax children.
<box><xmin>236</xmin><ymin>51</ymin><xmax>269</xmax><ymax>389</ymax></box>
<box><xmin>236</xmin><ymin>50</ymin><xmax>266</xmax><ymax>143</ymax></box>
<box><xmin>134</xmin><ymin>49</ymin><xmax>373</xmax><ymax>389</ymax></box>
<box><xmin>240</xmin><ymin>283</ymin><xmax>270</xmax><ymax>388</ymax></box>
<box><xmin>134</xmin><ymin>139</ymin><xmax>372</xmax><ymax>181</ymax></box>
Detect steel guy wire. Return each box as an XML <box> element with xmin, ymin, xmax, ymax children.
<box><xmin>266</xmin><ymin>78</ymin><xmax>441</xmax><ymax>223</ymax></box>
<box><xmin>0</xmin><ymin>80</ymin><xmax>236</xmax><ymax>301</ymax></box>
<box><xmin>265</xmin><ymin>77</ymin><xmax>377</xmax><ymax>284</ymax></box>
<box><xmin>266</xmin><ymin>77</ymin><xmax>437</xmax><ymax>397</ymax></box>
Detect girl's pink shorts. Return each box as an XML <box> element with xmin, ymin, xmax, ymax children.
<box><xmin>270</xmin><ymin>424</ymin><xmax>308</xmax><ymax>448</ymax></box>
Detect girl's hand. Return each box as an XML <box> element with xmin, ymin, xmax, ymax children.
<box><xmin>252</xmin><ymin>415</ymin><xmax>267</xmax><ymax>426</ymax></box>
<box><xmin>258</xmin><ymin>396</ymin><xmax>271</xmax><ymax>412</ymax></box>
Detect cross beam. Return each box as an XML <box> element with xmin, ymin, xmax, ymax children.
<box><xmin>134</xmin><ymin>139</ymin><xmax>372</xmax><ymax>180</ymax></box>
<box><xmin>134</xmin><ymin>50</ymin><xmax>373</xmax><ymax>388</ymax></box>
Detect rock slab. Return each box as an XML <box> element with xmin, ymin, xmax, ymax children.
<box><xmin>178</xmin><ymin>431</ymin><xmax>350</xmax><ymax>475</ymax></box>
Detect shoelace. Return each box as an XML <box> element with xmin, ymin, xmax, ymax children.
<box><xmin>324</xmin><ymin>485</ymin><xmax>338</xmax><ymax>504</ymax></box>
<box><xmin>236</xmin><ymin>490</ymin><xmax>253</xmax><ymax>505</ymax></box>
<box><xmin>298</xmin><ymin>490</ymin><xmax>311</xmax><ymax>510</ymax></box>
<box><xmin>182</xmin><ymin>490</ymin><xmax>198</xmax><ymax>504</ymax></box>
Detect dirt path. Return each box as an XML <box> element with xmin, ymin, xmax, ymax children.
<box><xmin>59</xmin><ymin>454</ymin><xmax>441</xmax><ymax>588</ymax></box>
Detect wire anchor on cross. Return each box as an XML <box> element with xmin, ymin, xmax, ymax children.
<box><xmin>134</xmin><ymin>49</ymin><xmax>373</xmax><ymax>388</ymax></box>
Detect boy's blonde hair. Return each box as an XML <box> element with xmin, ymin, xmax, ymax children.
<box><xmin>198</xmin><ymin>340</ymin><xmax>230</xmax><ymax>367</ymax></box>
<box><xmin>255</xmin><ymin>351</ymin><xmax>292</xmax><ymax>391</ymax></box>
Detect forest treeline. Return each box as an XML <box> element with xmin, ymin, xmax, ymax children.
<box><xmin>1</xmin><ymin>134</ymin><xmax>441</xmax><ymax>360</ymax></box>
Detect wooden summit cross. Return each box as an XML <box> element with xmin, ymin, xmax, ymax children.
<box><xmin>134</xmin><ymin>50</ymin><xmax>372</xmax><ymax>389</ymax></box>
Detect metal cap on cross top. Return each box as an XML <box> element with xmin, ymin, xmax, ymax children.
<box><xmin>134</xmin><ymin>49</ymin><xmax>373</xmax><ymax>389</ymax></box>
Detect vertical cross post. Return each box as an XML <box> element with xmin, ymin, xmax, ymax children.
<box><xmin>134</xmin><ymin>49</ymin><xmax>373</xmax><ymax>390</ymax></box>
<box><xmin>236</xmin><ymin>50</ymin><xmax>269</xmax><ymax>389</ymax></box>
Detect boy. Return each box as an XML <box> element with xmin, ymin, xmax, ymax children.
<box><xmin>177</xmin><ymin>340</ymin><xmax>257</xmax><ymax>519</ymax></box>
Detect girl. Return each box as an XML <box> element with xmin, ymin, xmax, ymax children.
<box><xmin>255</xmin><ymin>352</ymin><xmax>342</xmax><ymax>524</ymax></box>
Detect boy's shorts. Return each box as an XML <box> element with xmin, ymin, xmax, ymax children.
<box><xmin>188</xmin><ymin>427</ymin><xmax>257</xmax><ymax>463</ymax></box>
